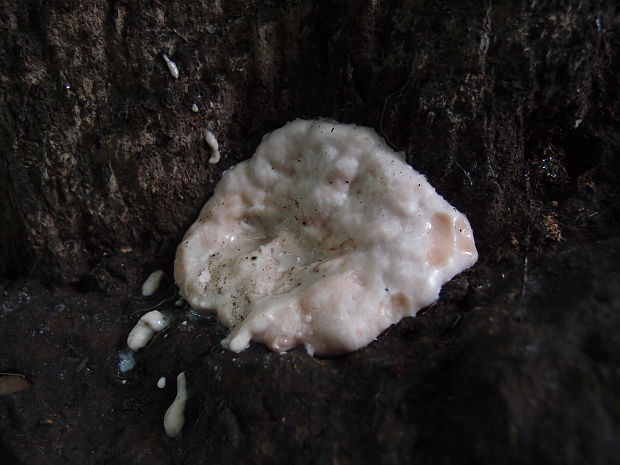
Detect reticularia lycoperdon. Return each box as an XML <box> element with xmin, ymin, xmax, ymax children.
<box><xmin>175</xmin><ymin>119</ymin><xmax>478</xmax><ymax>356</ymax></box>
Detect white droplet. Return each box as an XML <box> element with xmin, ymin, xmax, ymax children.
<box><xmin>164</xmin><ymin>372</ymin><xmax>188</xmax><ymax>437</ymax></box>
<box><xmin>127</xmin><ymin>310</ymin><xmax>168</xmax><ymax>351</ymax></box>
<box><xmin>163</xmin><ymin>53</ymin><xmax>179</xmax><ymax>79</ymax></box>
<box><xmin>118</xmin><ymin>350</ymin><xmax>136</xmax><ymax>372</ymax></box>
<box><xmin>205</xmin><ymin>130</ymin><xmax>221</xmax><ymax>164</ymax></box>
<box><xmin>141</xmin><ymin>270</ymin><xmax>164</xmax><ymax>296</ymax></box>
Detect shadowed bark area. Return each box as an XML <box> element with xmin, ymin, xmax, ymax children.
<box><xmin>0</xmin><ymin>1</ymin><xmax>619</xmax><ymax>464</ymax></box>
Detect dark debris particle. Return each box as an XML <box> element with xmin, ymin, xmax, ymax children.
<box><xmin>0</xmin><ymin>375</ymin><xmax>31</xmax><ymax>396</ymax></box>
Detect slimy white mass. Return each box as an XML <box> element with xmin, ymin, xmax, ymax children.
<box><xmin>174</xmin><ymin>119</ymin><xmax>478</xmax><ymax>356</ymax></box>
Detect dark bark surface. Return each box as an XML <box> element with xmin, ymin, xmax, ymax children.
<box><xmin>1</xmin><ymin>0</ymin><xmax>619</xmax><ymax>464</ymax></box>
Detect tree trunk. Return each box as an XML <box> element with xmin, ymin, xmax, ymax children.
<box><xmin>1</xmin><ymin>0</ymin><xmax>618</xmax><ymax>464</ymax></box>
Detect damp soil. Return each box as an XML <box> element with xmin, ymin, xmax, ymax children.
<box><xmin>1</xmin><ymin>1</ymin><xmax>619</xmax><ymax>464</ymax></box>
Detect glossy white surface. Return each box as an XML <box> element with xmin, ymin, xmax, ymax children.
<box><xmin>127</xmin><ymin>310</ymin><xmax>167</xmax><ymax>351</ymax></box>
<box><xmin>141</xmin><ymin>270</ymin><xmax>164</xmax><ymax>296</ymax></box>
<box><xmin>175</xmin><ymin>120</ymin><xmax>477</xmax><ymax>356</ymax></box>
<box><xmin>164</xmin><ymin>372</ymin><xmax>187</xmax><ymax>437</ymax></box>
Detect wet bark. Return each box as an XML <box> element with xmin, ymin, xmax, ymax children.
<box><xmin>0</xmin><ymin>1</ymin><xmax>619</xmax><ymax>464</ymax></box>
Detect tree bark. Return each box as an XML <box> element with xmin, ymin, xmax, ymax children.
<box><xmin>0</xmin><ymin>0</ymin><xmax>618</xmax><ymax>464</ymax></box>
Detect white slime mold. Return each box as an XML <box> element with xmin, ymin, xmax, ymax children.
<box><xmin>162</xmin><ymin>53</ymin><xmax>179</xmax><ymax>79</ymax></box>
<box><xmin>205</xmin><ymin>130</ymin><xmax>221</xmax><ymax>164</ymax></box>
<box><xmin>175</xmin><ymin>119</ymin><xmax>478</xmax><ymax>356</ymax></box>
<box><xmin>127</xmin><ymin>310</ymin><xmax>167</xmax><ymax>351</ymax></box>
<box><xmin>164</xmin><ymin>372</ymin><xmax>188</xmax><ymax>437</ymax></box>
<box><xmin>141</xmin><ymin>270</ymin><xmax>164</xmax><ymax>296</ymax></box>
